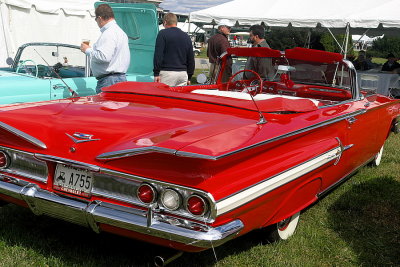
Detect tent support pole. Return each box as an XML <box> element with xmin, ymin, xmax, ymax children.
<box><xmin>343</xmin><ymin>23</ymin><xmax>350</xmax><ymax>58</ymax></box>
<box><xmin>326</xmin><ymin>27</ymin><xmax>344</xmax><ymax>54</ymax></box>
<box><xmin>305</xmin><ymin>30</ymin><xmax>311</xmax><ymax>48</ymax></box>
<box><xmin>0</xmin><ymin>2</ymin><xmax>11</xmax><ymax>59</ymax></box>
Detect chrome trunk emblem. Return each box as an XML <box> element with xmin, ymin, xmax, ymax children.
<box><xmin>66</xmin><ymin>132</ymin><xmax>100</xmax><ymax>143</ymax></box>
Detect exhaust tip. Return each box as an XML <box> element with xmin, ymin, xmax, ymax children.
<box><xmin>154</xmin><ymin>251</ymin><xmax>183</xmax><ymax>266</ymax></box>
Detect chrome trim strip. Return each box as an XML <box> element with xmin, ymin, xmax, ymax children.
<box><xmin>215</xmin><ymin>146</ymin><xmax>342</xmax><ymax>216</ymax></box>
<box><xmin>0</xmin><ymin>121</ymin><xmax>47</xmax><ymax>149</ymax></box>
<box><xmin>34</xmin><ymin>154</ymin><xmax>100</xmax><ymax>172</ymax></box>
<box><xmin>12</xmin><ymin>153</ymin><xmax>217</xmax><ymax>222</ymax></box>
<box><xmin>212</xmin><ymin>109</ymin><xmax>365</xmax><ymax>160</ymax></box>
<box><xmin>95</xmin><ymin>110</ymin><xmax>366</xmax><ymax>161</ymax></box>
<box><xmin>0</xmin><ymin>181</ymin><xmax>243</xmax><ymax>249</ymax></box>
<box><xmin>96</xmin><ymin>168</ymin><xmax>218</xmax><ymax>221</ymax></box>
<box><xmin>0</xmin><ymin>146</ymin><xmax>48</xmax><ymax>183</ymax></box>
<box><xmin>96</xmin><ymin>147</ymin><xmax>176</xmax><ymax>160</ymax></box>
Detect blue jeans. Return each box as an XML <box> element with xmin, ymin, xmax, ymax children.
<box><xmin>96</xmin><ymin>74</ymin><xmax>127</xmax><ymax>93</ymax></box>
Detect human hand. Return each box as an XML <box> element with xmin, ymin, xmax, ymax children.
<box><xmin>187</xmin><ymin>80</ymin><xmax>191</xmax><ymax>85</ymax></box>
<box><xmin>80</xmin><ymin>43</ymin><xmax>90</xmax><ymax>53</ymax></box>
<box><xmin>154</xmin><ymin>76</ymin><xmax>161</xmax><ymax>83</ymax></box>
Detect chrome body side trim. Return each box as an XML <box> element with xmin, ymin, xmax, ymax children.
<box><xmin>216</xmin><ymin>145</ymin><xmax>344</xmax><ymax>216</ymax></box>
<box><xmin>95</xmin><ymin>110</ymin><xmax>366</xmax><ymax>161</ymax></box>
<box><xmin>0</xmin><ymin>181</ymin><xmax>243</xmax><ymax>249</ymax></box>
<box><xmin>0</xmin><ymin>121</ymin><xmax>47</xmax><ymax>149</ymax></box>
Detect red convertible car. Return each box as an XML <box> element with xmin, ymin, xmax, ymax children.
<box><xmin>0</xmin><ymin>47</ymin><xmax>399</xmax><ymax>259</ymax></box>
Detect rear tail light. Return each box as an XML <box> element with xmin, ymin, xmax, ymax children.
<box><xmin>161</xmin><ymin>189</ymin><xmax>181</xmax><ymax>210</ymax></box>
<box><xmin>0</xmin><ymin>151</ymin><xmax>10</xmax><ymax>169</ymax></box>
<box><xmin>187</xmin><ymin>195</ymin><xmax>207</xmax><ymax>216</ymax></box>
<box><xmin>137</xmin><ymin>183</ymin><xmax>156</xmax><ymax>204</ymax></box>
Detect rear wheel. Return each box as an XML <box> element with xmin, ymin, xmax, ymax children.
<box><xmin>370</xmin><ymin>145</ymin><xmax>384</xmax><ymax>167</ymax></box>
<box><xmin>265</xmin><ymin>212</ymin><xmax>300</xmax><ymax>242</ymax></box>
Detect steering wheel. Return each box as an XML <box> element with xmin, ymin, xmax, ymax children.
<box><xmin>226</xmin><ymin>69</ymin><xmax>263</xmax><ymax>96</ymax></box>
<box><xmin>16</xmin><ymin>59</ymin><xmax>39</xmax><ymax>77</ymax></box>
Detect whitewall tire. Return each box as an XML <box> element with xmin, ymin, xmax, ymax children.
<box><xmin>266</xmin><ymin>211</ymin><xmax>300</xmax><ymax>242</ymax></box>
<box><xmin>370</xmin><ymin>145</ymin><xmax>384</xmax><ymax>167</ymax></box>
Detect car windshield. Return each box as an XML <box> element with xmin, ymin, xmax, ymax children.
<box><xmin>19</xmin><ymin>45</ymin><xmax>85</xmax><ymax>68</ymax></box>
<box><xmin>230</xmin><ymin>55</ymin><xmax>352</xmax><ymax>90</ymax></box>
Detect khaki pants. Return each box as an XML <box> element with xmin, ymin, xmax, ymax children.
<box><xmin>160</xmin><ymin>70</ymin><xmax>188</xmax><ymax>86</ymax></box>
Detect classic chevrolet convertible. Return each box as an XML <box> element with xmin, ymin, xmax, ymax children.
<box><xmin>0</xmin><ymin>47</ymin><xmax>399</xmax><ymax>259</ymax></box>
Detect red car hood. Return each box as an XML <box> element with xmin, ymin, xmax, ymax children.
<box><xmin>0</xmin><ymin>83</ymin><xmax>335</xmax><ymax>165</ymax></box>
<box><xmin>0</xmin><ymin>94</ymin><xmax>265</xmax><ymax>161</ymax></box>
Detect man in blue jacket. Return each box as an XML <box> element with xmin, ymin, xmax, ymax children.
<box><xmin>153</xmin><ymin>13</ymin><xmax>195</xmax><ymax>86</ymax></box>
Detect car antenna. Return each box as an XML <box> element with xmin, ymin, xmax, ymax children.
<box><xmin>33</xmin><ymin>48</ymin><xmax>79</xmax><ymax>97</ymax></box>
<box><xmin>246</xmin><ymin>88</ymin><xmax>267</xmax><ymax>125</ymax></box>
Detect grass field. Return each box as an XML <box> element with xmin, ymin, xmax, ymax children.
<box><xmin>0</xmin><ymin>134</ymin><xmax>399</xmax><ymax>267</ymax></box>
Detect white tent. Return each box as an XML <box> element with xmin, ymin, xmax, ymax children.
<box><xmin>159</xmin><ymin>22</ymin><xmax>205</xmax><ymax>34</ymax></box>
<box><xmin>190</xmin><ymin>0</ymin><xmax>400</xmax><ymax>31</ymax></box>
<box><xmin>0</xmin><ymin>0</ymin><xmax>99</xmax><ymax>66</ymax></box>
<box><xmin>190</xmin><ymin>0</ymin><xmax>400</xmax><ymax>55</ymax></box>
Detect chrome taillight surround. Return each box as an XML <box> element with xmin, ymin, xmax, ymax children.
<box><xmin>136</xmin><ymin>183</ymin><xmax>157</xmax><ymax>204</ymax></box>
<box><xmin>186</xmin><ymin>194</ymin><xmax>208</xmax><ymax>216</ymax></box>
<box><xmin>0</xmin><ymin>146</ymin><xmax>48</xmax><ymax>183</ymax></box>
<box><xmin>0</xmin><ymin>150</ymin><xmax>10</xmax><ymax>169</ymax></box>
<box><xmin>1</xmin><ymin>151</ymin><xmax>216</xmax><ymax>223</ymax></box>
<box><xmin>161</xmin><ymin>188</ymin><xmax>181</xmax><ymax>211</ymax></box>
<box><xmin>90</xmin><ymin>168</ymin><xmax>216</xmax><ymax>222</ymax></box>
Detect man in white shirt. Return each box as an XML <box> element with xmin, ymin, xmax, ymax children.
<box><xmin>80</xmin><ymin>4</ymin><xmax>130</xmax><ymax>93</ymax></box>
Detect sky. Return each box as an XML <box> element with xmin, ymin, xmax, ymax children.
<box><xmin>160</xmin><ymin>0</ymin><xmax>233</xmax><ymax>15</ymax></box>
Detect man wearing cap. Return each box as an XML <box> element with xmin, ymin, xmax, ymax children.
<box><xmin>207</xmin><ymin>19</ymin><xmax>233</xmax><ymax>82</ymax></box>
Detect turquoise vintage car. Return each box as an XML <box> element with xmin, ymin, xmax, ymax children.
<box><xmin>0</xmin><ymin>2</ymin><xmax>158</xmax><ymax>105</ymax></box>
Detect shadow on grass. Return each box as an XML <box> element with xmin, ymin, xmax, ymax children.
<box><xmin>0</xmin><ymin>204</ymin><xmax>180</xmax><ymax>267</ymax></box>
<box><xmin>0</xmin><ymin>204</ymin><xmax>268</xmax><ymax>267</ymax></box>
<box><xmin>328</xmin><ymin>175</ymin><xmax>400</xmax><ymax>266</ymax></box>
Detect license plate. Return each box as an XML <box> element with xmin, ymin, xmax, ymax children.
<box><xmin>53</xmin><ymin>164</ymin><xmax>93</xmax><ymax>197</ymax></box>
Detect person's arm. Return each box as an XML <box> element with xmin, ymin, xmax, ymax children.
<box><xmin>85</xmin><ymin>30</ymin><xmax>116</xmax><ymax>63</ymax></box>
<box><xmin>153</xmin><ymin>32</ymin><xmax>165</xmax><ymax>78</ymax></box>
<box><xmin>220</xmin><ymin>37</ymin><xmax>230</xmax><ymax>55</ymax></box>
<box><xmin>187</xmin><ymin>41</ymin><xmax>195</xmax><ymax>82</ymax></box>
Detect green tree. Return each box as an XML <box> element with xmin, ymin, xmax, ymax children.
<box><xmin>369</xmin><ymin>36</ymin><xmax>400</xmax><ymax>58</ymax></box>
<box><xmin>267</xmin><ymin>29</ymin><xmax>308</xmax><ymax>50</ymax></box>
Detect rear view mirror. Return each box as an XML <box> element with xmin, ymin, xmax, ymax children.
<box><xmin>52</xmin><ymin>52</ymin><xmax>59</xmax><ymax>57</ymax></box>
<box><xmin>277</xmin><ymin>65</ymin><xmax>296</xmax><ymax>72</ymax></box>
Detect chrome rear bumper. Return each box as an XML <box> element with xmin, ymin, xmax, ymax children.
<box><xmin>0</xmin><ymin>180</ymin><xmax>243</xmax><ymax>249</ymax></box>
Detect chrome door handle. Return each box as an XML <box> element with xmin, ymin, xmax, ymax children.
<box><xmin>53</xmin><ymin>84</ymin><xmax>67</xmax><ymax>90</ymax></box>
<box><xmin>346</xmin><ymin>117</ymin><xmax>357</xmax><ymax>124</ymax></box>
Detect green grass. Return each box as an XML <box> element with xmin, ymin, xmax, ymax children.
<box><xmin>1</xmin><ymin>134</ymin><xmax>399</xmax><ymax>266</ymax></box>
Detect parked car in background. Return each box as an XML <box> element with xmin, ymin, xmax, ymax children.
<box><xmin>193</xmin><ymin>47</ymin><xmax>201</xmax><ymax>56</ymax></box>
<box><xmin>0</xmin><ymin>47</ymin><xmax>398</xmax><ymax>263</ymax></box>
<box><xmin>0</xmin><ymin>2</ymin><xmax>158</xmax><ymax>105</ymax></box>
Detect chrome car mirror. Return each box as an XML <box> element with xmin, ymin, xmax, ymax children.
<box><xmin>6</xmin><ymin>57</ymin><xmax>14</xmax><ymax>66</ymax></box>
<box><xmin>196</xmin><ymin>73</ymin><xmax>207</xmax><ymax>84</ymax></box>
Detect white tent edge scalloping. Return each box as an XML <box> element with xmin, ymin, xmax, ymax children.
<box><xmin>189</xmin><ymin>0</ymin><xmax>400</xmax><ymax>32</ymax></box>
<box><xmin>0</xmin><ymin>0</ymin><xmax>97</xmax><ymax>16</ymax></box>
